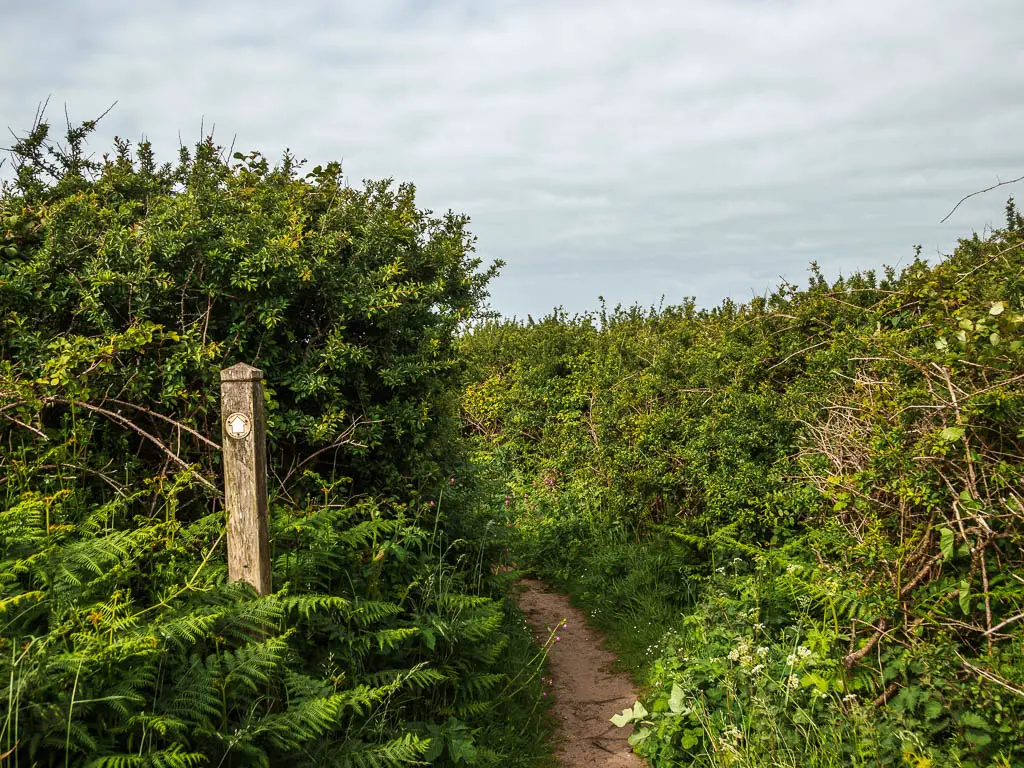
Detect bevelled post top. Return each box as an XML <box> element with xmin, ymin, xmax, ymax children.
<box><xmin>220</xmin><ymin>362</ymin><xmax>264</xmax><ymax>382</ymax></box>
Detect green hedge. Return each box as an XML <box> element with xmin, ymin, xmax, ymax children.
<box><xmin>0</xmin><ymin>117</ymin><xmax>545</xmax><ymax>766</ymax></box>
<box><xmin>463</xmin><ymin>205</ymin><xmax>1024</xmax><ymax>766</ymax></box>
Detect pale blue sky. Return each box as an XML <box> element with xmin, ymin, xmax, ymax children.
<box><xmin>2</xmin><ymin>0</ymin><xmax>1021</xmax><ymax>317</ymax></box>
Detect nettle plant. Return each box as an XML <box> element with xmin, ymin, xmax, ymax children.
<box><xmin>0</xmin><ymin>114</ymin><xmax>546</xmax><ymax>766</ymax></box>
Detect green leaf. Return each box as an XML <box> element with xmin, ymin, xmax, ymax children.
<box><xmin>802</xmin><ymin>673</ymin><xmax>829</xmax><ymax>693</ymax></box>
<box><xmin>960</xmin><ymin>711</ymin><xmax>988</xmax><ymax>729</ymax></box>
<box><xmin>632</xmin><ymin>700</ymin><xmax>649</xmax><ymax>720</ymax></box>
<box><xmin>420</xmin><ymin>626</ymin><xmax>436</xmax><ymax>650</ymax></box>
<box><xmin>681</xmin><ymin>728</ymin><xmax>702</xmax><ymax>749</ymax></box>
<box><xmin>989</xmin><ymin>301</ymin><xmax>1005</xmax><ymax>316</ymax></box>
<box><xmin>424</xmin><ymin>736</ymin><xmax>443</xmax><ymax>762</ymax></box>
<box><xmin>965</xmin><ymin>730</ymin><xmax>991</xmax><ymax>746</ymax></box>
<box><xmin>939</xmin><ymin>527</ymin><xmax>955</xmax><ymax>561</ymax></box>
<box><xmin>610</xmin><ymin>708</ymin><xmax>633</xmax><ymax>728</ymax></box>
<box><xmin>669</xmin><ymin>682</ymin><xmax>685</xmax><ymax>714</ymax></box>
<box><xmin>939</xmin><ymin>426</ymin><xmax>965</xmax><ymax>442</ymax></box>
<box><xmin>627</xmin><ymin>726</ymin><xmax>652</xmax><ymax>746</ymax></box>
<box><xmin>923</xmin><ymin>698</ymin><xmax>943</xmax><ymax>720</ymax></box>
<box><xmin>958</xmin><ymin>579</ymin><xmax>971</xmax><ymax>615</ymax></box>
<box><xmin>449</xmin><ymin>736</ymin><xmax>477</xmax><ymax>764</ymax></box>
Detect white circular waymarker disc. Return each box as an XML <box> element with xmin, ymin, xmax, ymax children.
<box><xmin>225</xmin><ymin>412</ymin><xmax>252</xmax><ymax>440</ymax></box>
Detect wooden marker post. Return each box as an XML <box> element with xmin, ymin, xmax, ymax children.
<box><xmin>220</xmin><ymin>362</ymin><xmax>271</xmax><ymax>595</ymax></box>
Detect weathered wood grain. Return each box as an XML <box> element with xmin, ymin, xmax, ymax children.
<box><xmin>220</xmin><ymin>362</ymin><xmax>271</xmax><ymax>595</ymax></box>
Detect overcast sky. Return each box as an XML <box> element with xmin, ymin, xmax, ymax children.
<box><xmin>2</xmin><ymin>0</ymin><xmax>1021</xmax><ymax>318</ymax></box>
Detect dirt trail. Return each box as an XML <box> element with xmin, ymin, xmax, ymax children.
<box><xmin>515</xmin><ymin>578</ymin><xmax>645</xmax><ymax>767</ymax></box>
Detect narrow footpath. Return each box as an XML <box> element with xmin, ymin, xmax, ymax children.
<box><xmin>515</xmin><ymin>579</ymin><xmax>645</xmax><ymax>767</ymax></box>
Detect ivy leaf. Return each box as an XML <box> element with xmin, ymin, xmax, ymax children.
<box><xmin>939</xmin><ymin>527</ymin><xmax>955</xmax><ymax>561</ymax></box>
<box><xmin>939</xmin><ymin>426</ymin><xmax>965</xmax><ymax>442</ymax></box>
<box><xmin>989</xmin><ymin>301</ymin><xmax>1005</xmax><ymax>316</ymax></box>
<box><xmin>632</xmin><ymin>701</ymin><xmax>649</xmax><ymax>720</ymax></box>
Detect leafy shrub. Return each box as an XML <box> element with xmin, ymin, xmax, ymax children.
<box><xmin>464</xmin><ymin>204</ymin><xmax>1024</xmax><ymax>765</ymax></box>
<box><xmin>0</xmin><ymin>114</ymin><xmax>547</xmax><ymax>766</ymax></box>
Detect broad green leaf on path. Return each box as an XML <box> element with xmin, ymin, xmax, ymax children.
<box><xmin>610</xmin><ymin>707</ymin><xmax>633</xmax><ymax>727</ymax></box>
<box><xmin>632</xmin><ymin>700</ymin><xmax>649</xmax><ymax>719</ymax></box>
<box><xmin>669</xmin><ymin>682</ymin><xmax>685</xmax><ymax>714</ymax></box>
<box><xmin>939</xmin><ymin>426</ymin><xmax>965</xmax><ymax>442</ymax></box>
<box><xmin>939</xmin><ymin>527</ymin><xmax>955</xmax><ymax>561</ymax></box>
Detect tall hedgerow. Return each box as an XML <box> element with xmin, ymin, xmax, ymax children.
<box><xmin>0</xmin><ymin>114</ymin><xmax>547</xmax><ymax>766</ymax></box>
<box><xmin>463</xmin><ymin>205</ymin><xmax>1024</xmax><ymax>765</ymax></box>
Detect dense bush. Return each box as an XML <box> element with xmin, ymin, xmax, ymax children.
<box><xmin>0</xmin><ymin>116</ymin><xmax>549</xmax><ymax>766</ymax></box>
<box><xmin>463</xmin><ymin>207</ymin><xmax>1024</xmax><ymax>766</ymax></box>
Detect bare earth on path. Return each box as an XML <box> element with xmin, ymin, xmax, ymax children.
<box><xmin>515</xmin><ymin>578</ymin><xmax>645</xmax><ymax>767</ymax></box>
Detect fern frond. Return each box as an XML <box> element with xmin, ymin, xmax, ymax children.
<box><xmin>332</xmin><ymin>733</ymin><xmax>428</xmax><ymax>768</ymax></box>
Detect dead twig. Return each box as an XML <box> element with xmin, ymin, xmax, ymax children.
<box><xmin>941</xmin><ymin>174</ymin><xmax>1024</xmax><ymax>223</ymax></box>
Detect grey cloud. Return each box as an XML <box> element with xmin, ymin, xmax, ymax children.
<box><xmin>1</xmin><ymin>0</ymin><xmax>1020</xmax><ymax>319</ymax></box>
